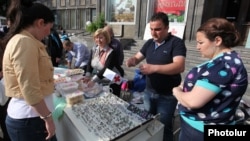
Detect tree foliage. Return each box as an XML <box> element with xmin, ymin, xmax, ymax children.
<box><xmin>86</xmin><ymin>13</ymin><xmax>105</xmax><ymax>33</ymax></box>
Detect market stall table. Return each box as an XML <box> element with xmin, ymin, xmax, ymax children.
<box><xmin>52</xmin><ymin>67</ymin><xmax>164</xmax><ymax>141</ymax></box>
<box><xmin>54</xmin><ymin>93</ymin><xmax>164</xmax><ymax>141</ymax></box>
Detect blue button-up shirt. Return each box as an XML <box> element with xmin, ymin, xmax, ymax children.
<box><xmin>67</xmin><ymin>42</ymin><xmax>90</xmax><ymax>68</ymax></box>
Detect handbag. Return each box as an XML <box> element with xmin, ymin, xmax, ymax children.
<box><xmin>0</xmin><ymin>79</ymin><xmax>8</xmax><ymax>106</ymax></box>
<box><xmin>132</xmin><ymin>69</ymin><xmax>146</xmax><ymax>92</ymax></box>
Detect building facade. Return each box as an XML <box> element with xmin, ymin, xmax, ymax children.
<box><xmin>41</xmin><ymin>0</ymin><xmax>250</xmax><ymax>46</ymax></box>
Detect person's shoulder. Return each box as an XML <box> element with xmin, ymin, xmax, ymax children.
<box><xmin>75</xmin><ymin>42</ymin><xmax>88</xmax><ymax>48</ymax></box>
<box><xmin>112</xmin><ymin>37</ymin><xmax>120</xmax><ymax>42</ymax></box>
<box><xmin>81</xmin><ymin>42</ymin><xmax>88</xmax><ymax>48</ymax></box>
<box><xmin>165</xmin><ymin>33</ymin><xmax>185</xmax><ymax>47</ymax></box>
<box><xmin>73</xmin><ymin>42</ymin><xmax>81</xmax><ymax>46</ymax></box>
<box><xmin>167</xmin><ymin>33</ymin><xmax>184</xmax><ymax>41</ymax></box>
<box><xmin>144</xmin><ymin>38</ymin><xmax>154</xmax><ymax>44</ymax></box>
<box><xmin>111</xmin><ymin>38</ymin><xmax>122</xmax><ymax>45</ymax></box>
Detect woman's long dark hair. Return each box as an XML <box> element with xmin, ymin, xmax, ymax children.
<box><xmin>0</xmin><ymin>0</ymin><xmax>54</xmax><ymax>69</ymax></box>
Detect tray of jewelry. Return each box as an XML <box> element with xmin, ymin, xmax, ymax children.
<box><xmin>70</xmin><ymin>93</ymin><xmax>155</xmax><ymax>141</ymax></box>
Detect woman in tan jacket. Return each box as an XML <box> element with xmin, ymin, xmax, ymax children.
<box><xmin>2</xmin><ymin>0</ymin><xmax>57</xmax><ymax>140</ymax></box>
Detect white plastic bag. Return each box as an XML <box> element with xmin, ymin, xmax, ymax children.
<box><xmin>0</xmin><ymin>79</ymin><xmax>8</xmax><ymax>106</ymax></box>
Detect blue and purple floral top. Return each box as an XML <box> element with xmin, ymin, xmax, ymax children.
<box><xmin>178</xmin><ymin>51</ymin><xmax>248</xmax><ymax>132</ymax></box>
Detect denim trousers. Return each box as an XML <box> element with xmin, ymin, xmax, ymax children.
<box><xmin>5</xmin><ymin>115</ymin><xmax>57</xmax><ymax>141</ymax></box>
<box><xmin>178</xmin><ymin>116</ymin><xmax>203</xmax><ymax>141</ymax></box>
<box><xmin>143</xmin><ymin>89</ymin><xmax>177</xmax><ymax>141</ymax></box>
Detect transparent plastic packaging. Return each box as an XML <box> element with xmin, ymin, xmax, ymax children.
<box><xmin>81</xmin><ymin>83</ymin><xmax>103</xmax><ymax>98</ymax></box>
<box><xmin>55</xmin><ymin>82</ymin><xmax>79</xmax><ymax>96</ymax></box>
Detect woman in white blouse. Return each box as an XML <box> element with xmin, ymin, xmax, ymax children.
<box><xmin>83</xmin><ymin>28</ymin><xmax>124</xmax><ymax>97</ymax></box>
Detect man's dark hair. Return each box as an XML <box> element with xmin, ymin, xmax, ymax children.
<box><xmin>150</xmin><ymin>12</ymin><xmax>169</xmax><ymax>26</ymax></box>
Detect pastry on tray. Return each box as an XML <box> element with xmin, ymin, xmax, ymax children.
<box><xmin>65</xmin><ymin>69</ymin><xmax>84</xmax><ymax>76</ymax></box>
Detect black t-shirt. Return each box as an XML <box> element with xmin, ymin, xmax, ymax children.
<box><xmin>140</xmin><ymin>33</ymin><xmax>187</xmax><ymax>95</ymax></box>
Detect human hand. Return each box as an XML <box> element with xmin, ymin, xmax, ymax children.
<box><xmin>87</xmin><ymin>80</ymin><xmax>95</xmax><ymax>88</ymax></box>
<box><xmin>44</xmin><ymin>117</ymin><xmax>56</xmax><ymax>140</ymax></box>
<box><xmin>55</xmin><ymin>58</ymin><xmax>61</xmax><ymax>63</ymax></box>
<box><xmin>172</xmin><ymin>85</ymin><xmax>183</xmax><ymax>97</ymax></box>
<box><xmin>126</xmin><ymin>57</ymin><xmax>136</xmax><ymax>67</ymax></box>
<box><xmin>172</xmin><ymin>86</ymin><xmax>182</xmax><ymax>93</ymax></box>
<box><xmin>82</xmin><ymin>76</ymin><xmax>91</xmax><ymax>83</ymax></box>
<box><xmin>179</xmin><ymin>82</ymin><xmax>184</xmax><ymax>89</ymax></box>
<box><xmin>139</xmin><ymin>63</ymin><xmax>154</xmax><ymax>75</ymax></box>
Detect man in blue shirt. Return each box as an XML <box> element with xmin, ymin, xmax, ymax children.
<box><xmin>61</xmin><ymin>36</ymin><xmax>90</xmax><ymax>72</ymax></box>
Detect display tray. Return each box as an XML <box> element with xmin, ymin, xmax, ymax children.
<box><xmin>65</xmin><ymin>93</ymin><xmax>159</xmax><ymax>141</ymax></box>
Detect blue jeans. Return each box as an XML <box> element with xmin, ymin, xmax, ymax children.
<box><xmin>143</xmin><ymin>89</ymin><xmax>177</xmax><ymax>141</ymax></box>
<box><xmin>5</xmin><ymin>115</ymin><xmax>57</xmax><ymax>141</ymax></box>
<box><xmin>178</xmin><ymin>116</ymin><xmax>203</xmax><ymax>141</ymax></box>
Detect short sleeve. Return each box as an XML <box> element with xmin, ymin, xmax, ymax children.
<box><xmin>195</xmin><ymin>58</ymin><xmax>234</xmax><ymax>93</ymax></box>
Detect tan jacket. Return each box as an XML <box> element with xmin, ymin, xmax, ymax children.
<box><xmin>3</xmin><ymin>30</ymin><xmax>54</xmax><ymax>105</ymax></box>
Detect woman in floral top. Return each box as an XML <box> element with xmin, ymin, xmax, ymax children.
<box><xmin>172</xmin><ymin>18</ymin><xmax>248</xmax><ymax>141</ymax></box>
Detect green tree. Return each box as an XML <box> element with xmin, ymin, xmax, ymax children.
<box><xmin>86</xmin><ymin>13</ymin><xmax>105</xmax><ymax>33</ymax></box>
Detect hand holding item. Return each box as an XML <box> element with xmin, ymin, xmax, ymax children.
<box><xmin>55</xmin><ymin>57</ymin><xmax>61</xmax><ymax>63</ymax></box>
<box><xmin>139</xmin><ymin>63</ymin><xmax>145</xmax><ymax>70</ymax></box>
<box><xmin>87</xmin><ymin>80</ymin><xmax>95</xmax><ymax>88</ymax></box>
<box><xmin>139</xmin><ymin>64</ymin><xmax>146</xmax><ymax>74</ymax></box>
<box><xmin>172</xmin><ymin>85</ymin><xmax>183</xmax><ymax>97</ymax></box>
<box><xmin>179</xmin><ymin>82</ymin><xmax>184</xmax><ymax>89</ymax></box>
<box><xmin>139</xmin><ymin>63</ymin><xmax>154</xmax><ymax>75</ymax></box>
<box><xmin>82</xmin><ymin>76</ymin><xmax>96</xmax><ymax>88</ymax></box>
<box><xmin>82</xmin><ymin>76</ymin><xmax>91</xmax><ymax>83</ymax></box>
<box><xmin>43</xmin><ymin>115</ymin><xmax>56</xmax><ymax>140</ymax></box>
<box><xmin>126</xmin><ymin>57</ymin><xmax>137</xmax><ymax>67</ymax></box>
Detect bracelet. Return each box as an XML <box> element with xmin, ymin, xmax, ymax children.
<box><xmin>40</xmin><ymin>112</ymin><xmax>52</xmax><ymax>120</ymax></box>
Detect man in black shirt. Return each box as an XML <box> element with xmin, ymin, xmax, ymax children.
<box><xmin>126</xmin><ymin>12</ymin><xmax>187</xmax><ymax>141</ymax></box>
